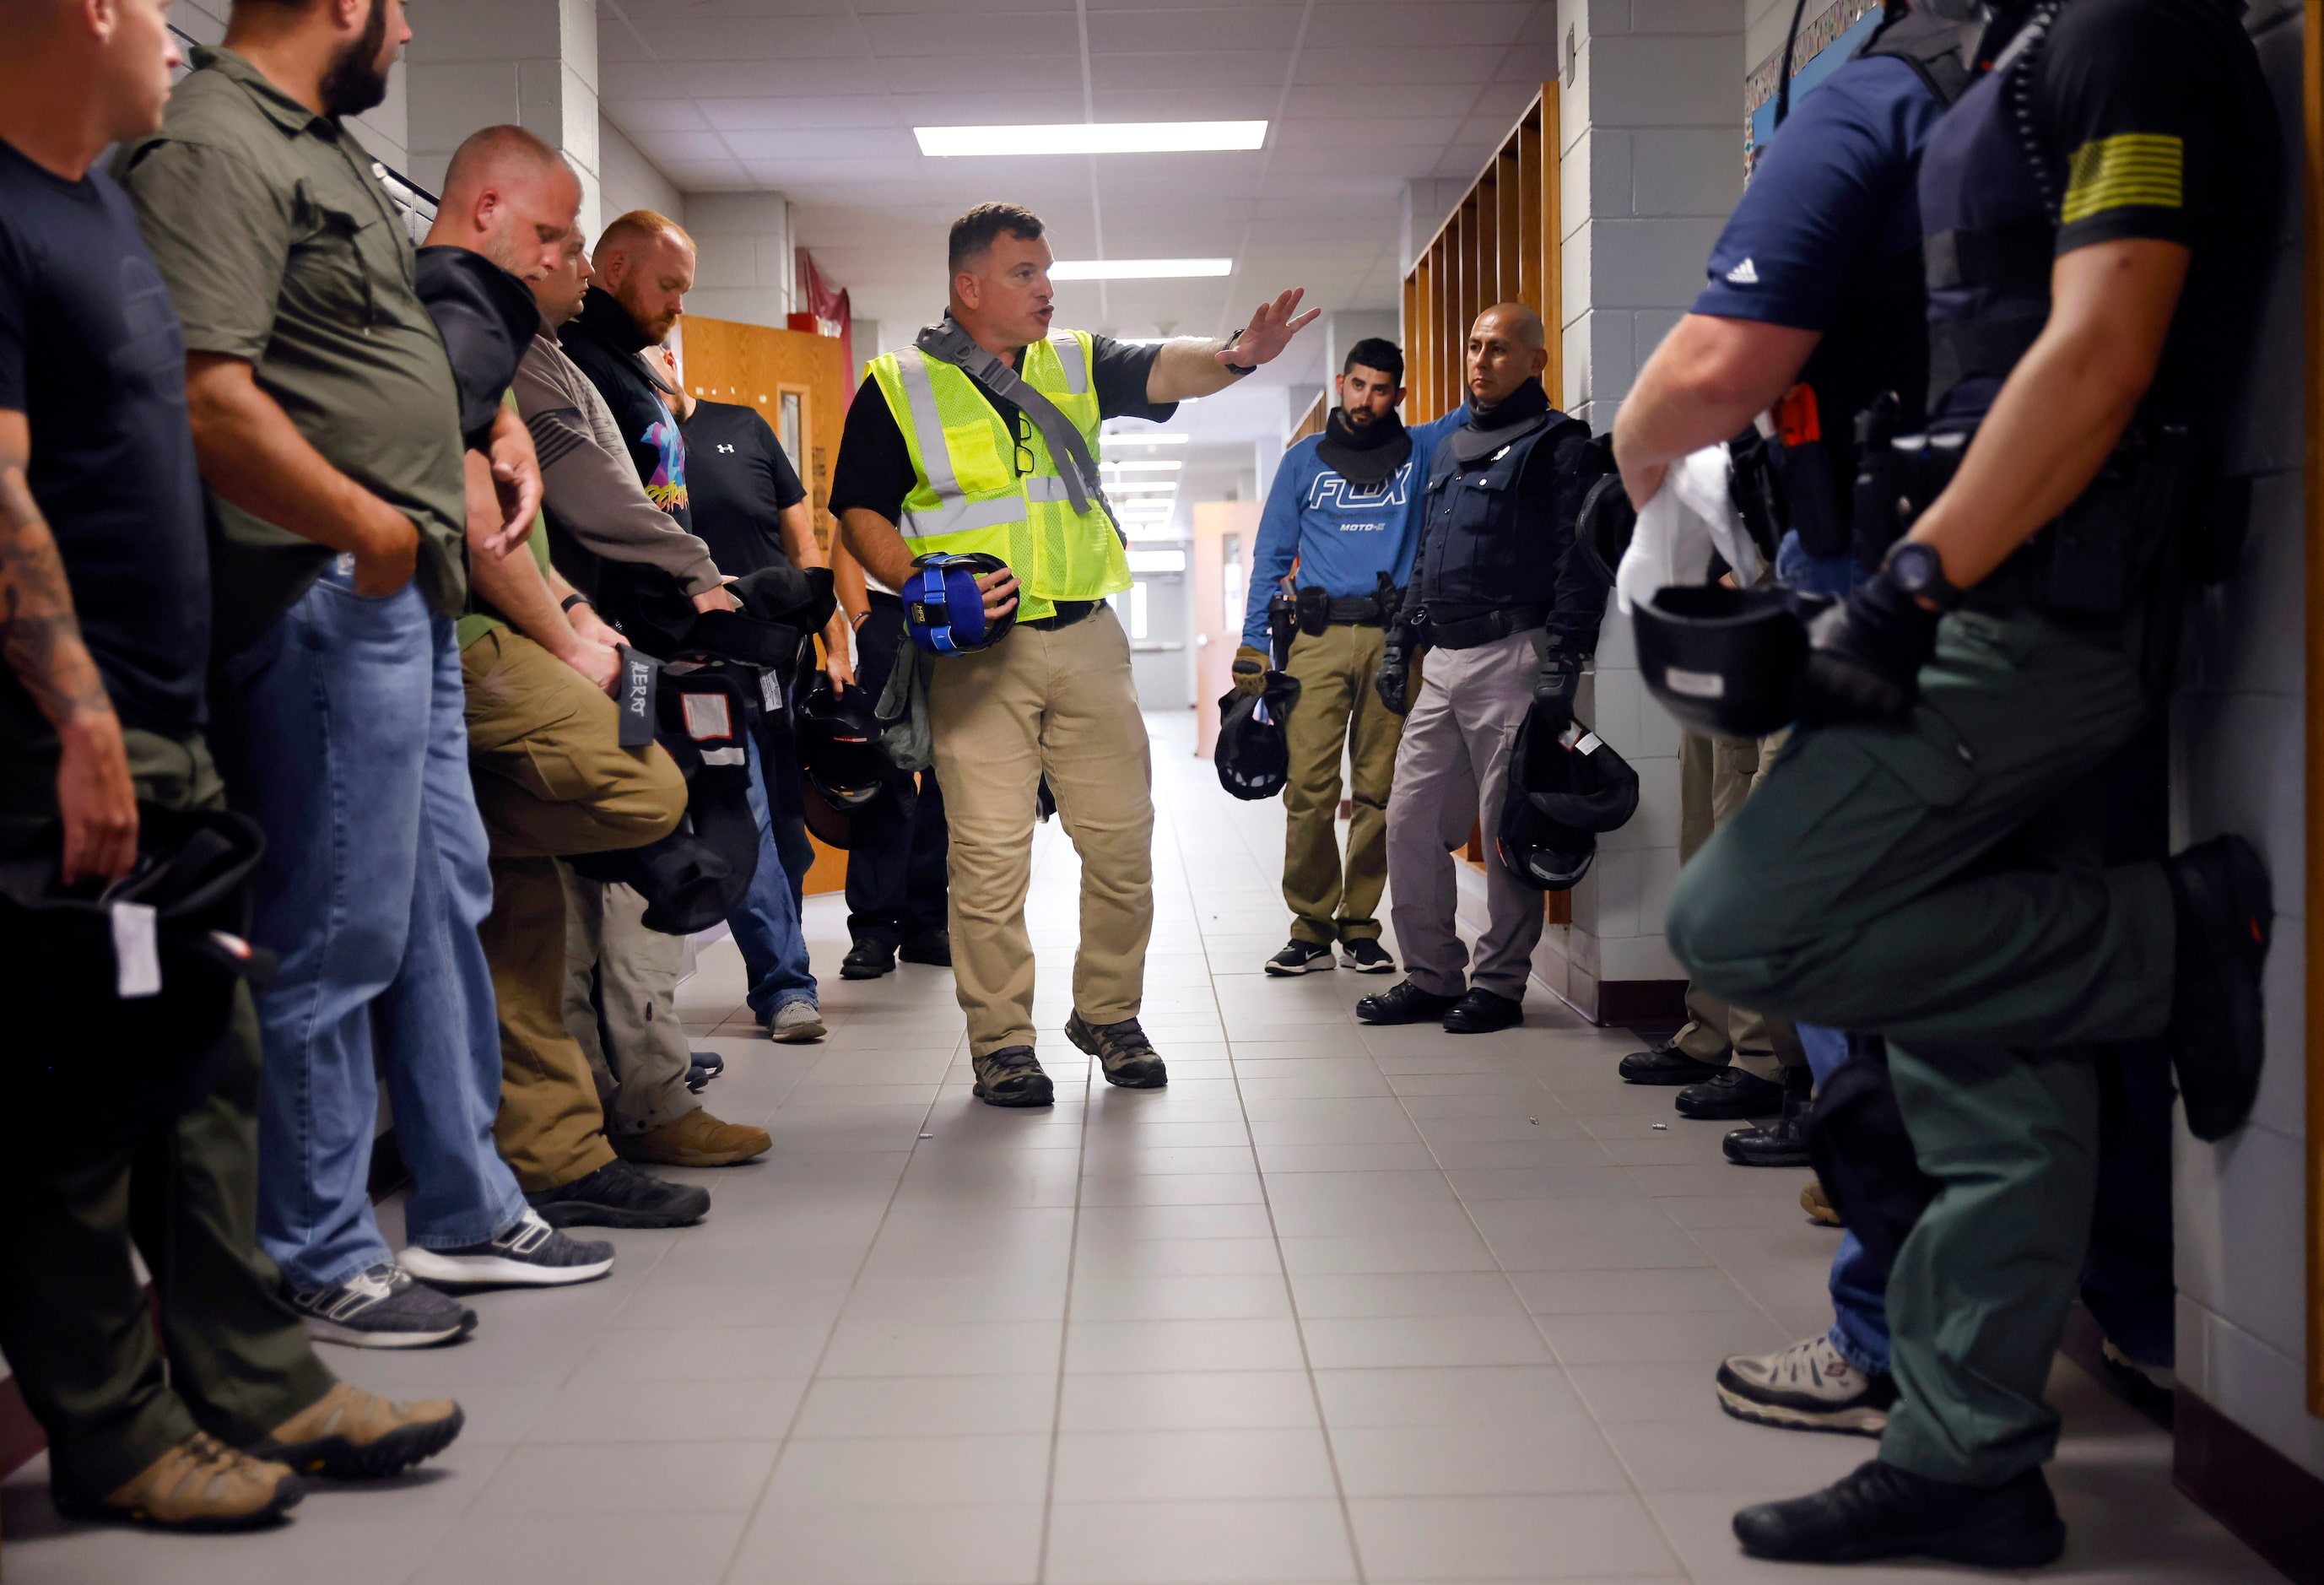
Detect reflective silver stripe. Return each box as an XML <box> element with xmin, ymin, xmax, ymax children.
<box><xmin>901</xmin><ymin>495</ymin><xmax>1027</xmax><ymax>540</ymax></box>
<box><xmin>892</xmin><ymin>349</ymin><xmax>959</xmax><ymax>498</ymax></box>
<box><xmin>1024</xmin><ymin>474</ymin><xmax>1077</xmax><ymax>504</ymax></box>
<box><xmin>1047</xmin><ymin>330</ymin><xmax>1089</xmax><ymax>396</ymax></box>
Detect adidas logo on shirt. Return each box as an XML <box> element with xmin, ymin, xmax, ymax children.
<box><xmin>1725</xmin><ymin>258</ymin><xmax>1759</xmax><ymax>285</ymax></box>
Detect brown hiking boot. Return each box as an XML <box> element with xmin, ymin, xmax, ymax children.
<box><xmin>249</xmin><ymin>1381</ymin><xmax>464</xmax><ymax>1479</ymax></box>
<box><xmin>1801</xmin><ymin>1179</ymin><xmax>1842</xmax><ymax>1227</ymax></box>
<box><xmin>615</xmin><ymin>1106</ymin><xmax>771</xmax><ymax>1167</ymax></box>
<box><xmin>56</xmin><ymin>1431</ymin><xmax>302</xmax><ymax>1530</ymax></box>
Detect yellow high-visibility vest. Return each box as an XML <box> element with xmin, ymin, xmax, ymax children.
<box><xmin>867</xmin><ymin>328</ymin><xmax>1130</xmax><ymax>624</ymax></box>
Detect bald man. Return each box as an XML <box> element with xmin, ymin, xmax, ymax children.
<box><xmin>1357</xmin><ymin>305</ymin><xmax>1613</xmax><ymax>1034</ymax></box>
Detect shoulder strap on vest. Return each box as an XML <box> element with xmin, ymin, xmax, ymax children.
<box><xmin>1857</xmin><ymin>5</ymin><xmax>1981</xmax><ymax>107</ymax></box>
<box><xmin>913</xmin><ymin>316</ymin><xmax>1122</xmax><ymax>543</ymax></box>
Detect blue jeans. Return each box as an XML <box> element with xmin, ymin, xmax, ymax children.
<box><xmin>731</xmin><ymin>730</ymin><xmax>817</xmax><ymax>1022</ymax></box>
<box><xmin>1775</xmin><ymin>529</ymin><xmax>1863</xmax><ymax>599</ymax></box>
<box><xmin>1801</xmin><ymin>1023</ymin><xmax>1892</xmax><ymax>1375</ymax></box>
<box><xmin>228</xmin><ymin>568</ymin><xmax>526</xmax><ymax>1290</ymax></box>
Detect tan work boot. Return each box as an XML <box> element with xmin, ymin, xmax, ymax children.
<box><xmin>1800</xmin><ymin>1179</ymin><xmax>1842</xmax><ymax>1227</ymax></box>
<box><xmin>56</xmin><ymin>1431</ymin><xmax>302</xmax><ymax>1530</ymax></box>
<box><xmin>615</xmin><ymin>1106</ymin><xmax>771</xmax><ymax>1167</ymax></box>
<box><xmin>249</xmin><ymin>1381</ymin><xmax>464</xmax><ymax>1479</ymax></box>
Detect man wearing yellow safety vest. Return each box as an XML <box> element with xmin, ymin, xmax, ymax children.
<box><xmin>831</xmin><ymin>203</ymin><xmax>1316</xmax><ymax>1106</ymax></box>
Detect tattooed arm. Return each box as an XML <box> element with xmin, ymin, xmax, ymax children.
<box><xmin>0</xmin><ymin>409</ymin><xmax>136</xmax><ymax>882</ymax></box>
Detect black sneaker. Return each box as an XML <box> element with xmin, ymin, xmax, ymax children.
<box><xmin>397</xmin><ymin>1209</ymin><xmax>615</xmax><ymax>1290</ymax></box>
<box><xmin>841</xmin><ymin>937</ymin><xmax>896</xmax><ymax>980</ymax></box>
<box><xmin>1716</xmin><ymin>1334</ymin><xmax>1895</xmax><ymax>1436</ymax></box>
<box><xmin>1721</xmin><ymin>1069</ymin><xmax>1813</xmax><ymax>1166</ymax></box>
<box><xmin>1732</xmin><ymin>1459</ymin><xmax>2065</xmax><ymax>1568</ymax></box>
<box><xmin>1264</xmin><ymin>939</ymin><xmax>1335</xmax><ymax>976</ymax></box>
<box><xmin>2165</xmin><ymin>834</ymin><xmax>2272</xmax><ymax>1140</ymax></box>
<box><xmin>899</xmin><ymin>933</ymin><xmax>953</xmax><ymax>966</ymax></box>
<box><xmin>526</xmin><ymin>1159</ymin><xmax>711</xmax><ymax>1229</ymax></box>
<box><xmin>685</xmin><ymin>1050</ymin><xmax>724</xmax><ymax>1093</ymax></box>
<box><xmin>287</xmin><ymin>1263</ymin><xmax>476</xmax><ymax>1350</ymax></box>
<box><xmin>1066</xmin><ymin>1012</ymin><xmax>1169</xmax><ymax>1089</ymax></box>
<box><xmin>1356</xmin><ymin>978</ymin><xmax>1462</xmax><ymax>1025</ymax></box>
<box><xmin>1443</xmin><ymin>987</ymin><xmax>1522</xmax><ymax>1033</ymax></box>
<box><xmin>1618</xmin><ymin>1038</ymin><xmax>1727</xmax><ymax>1085</ymax></box>
<box><xmin>1675</xmin><ymin>1065</ymin><xmax>1787</xmax><ymax>1120</ymax></box>
<box><xmin>1341</xmin><ymin>938</ymin><xmax>1396</xmax><ymax>974</ymax></box>
<box><xmin>972</xmin><ymin>1046</ymin><xmax>1055</xmax><ymax>1107</ymax></box>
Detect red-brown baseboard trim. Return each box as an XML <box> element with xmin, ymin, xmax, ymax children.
<box><xmin>1592</xmin><ymin>978</ymin><xmax>1689</xmax><ymax>1027</ymax></box>
<box><xmin>2173</xmin><ymin>1388</ymin><xmax>2324</xmax><ymax>1585</ymax></box>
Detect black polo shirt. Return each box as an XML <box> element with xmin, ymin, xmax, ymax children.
<box><xmin>682</xmin><ymin>399</ymin><xmax>807</xmax><ymax>575</ymax></box>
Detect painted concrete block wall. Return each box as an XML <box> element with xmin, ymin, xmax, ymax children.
<box><xmin>684</xmin><ymin>192</ymin><xmax>795</xmax><ymax>330</ymax></box>
<box><xmin>403</xmin><ymin>0</ymin><xmax>603</xmax><ymax>240</ymax></box>
<box><xmin>2170</xmin><ymin>0</ymin><xmax>2321</xmax><ymax>1480</ymax></box>
<box><xmin>600</xmin><ymin>115</ymin><xmax>686</xmax><ymax>235</ymax></box>
<box><xmin>1540</xmin><ymin>0</ymin><xmax>1746</xmax><ymax>1013</ymax></box>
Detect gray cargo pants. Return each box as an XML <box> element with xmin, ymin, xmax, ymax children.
<box><xmin>1385</xmin><ymin>628</ymin><xmax>1543</xmax><ymax>1000</ymax></box>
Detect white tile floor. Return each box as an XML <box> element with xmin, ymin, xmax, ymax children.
<box><xmin>0</xmin><ymin>713</ymin><xmax>2282</xmax><ymax>1583</ymax></box>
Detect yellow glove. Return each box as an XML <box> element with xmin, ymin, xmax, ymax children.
<box><xmin>1232</xmin><ymin>645</ymin><xmax>1268</xmax><ymax>695</ymax></box>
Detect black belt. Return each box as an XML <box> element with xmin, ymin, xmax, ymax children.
<box><xmin>1322</xmin><ymin>595</ymin><xmax>1388</xmax><ymax>627</ymax></box>
<box><xmin>1019</xmin><ymin>599</ymin><xmax>1100</xmax><ymax>631</ymax></box>
<box><xmin>1424</xmin><ymin>606</ymin><xmax>1546</xmax><ymax>650</ymax></box>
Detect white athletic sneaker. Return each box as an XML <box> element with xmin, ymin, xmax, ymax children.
<box><xmin>766</xmin><ymin>1000</ymin><xmax>827</xmax><ymax>1042</ymax></box>
<box><xmin>397</xmin><ymin>1209</ymin><xmax>615</xmax><ymax>1290</ymax></box>
<box><xmin>287</xmin><ymin>1263</ymin><xmax>475</xmax><ymax>1350</ymax></box>
<box><xmin>1715</xmin><ymin>1333</ymin><xmax>1897</xmax><ymax>1436</ymax></box>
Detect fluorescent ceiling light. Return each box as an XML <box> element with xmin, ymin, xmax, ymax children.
<box><xmin>1102</xmin><ymin>434</ymin><xmax>1188</xmax><ymax>445</ymax></box>
<box><xmin>1108</xmin><ymin>482</ymin><xmax>1178</xmax><ymax>495</ymax></box>
<box><xmin>1050</xmin><ymin>258</ymin><xmax>1231</xmax><ymax>281</ymax></box>
<box><xmin>1127</xmin><ymin>549</ymin><xmax>1190</xmax><ymax>574</ymax></box>
<box><xmin>914</xmin><ymin>121</ymin><xmax>1265</xmax><ymax>157</ymax></box>
<box><xmin>1102</xmin><ymin>460</ymin><xmax>1181</xmax><ymax>472</ymax></box>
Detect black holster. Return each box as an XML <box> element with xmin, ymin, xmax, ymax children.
<box><xmin>1295</xmin><ymin>584</ymin><xmax>1332</xmax><ymax>636</ymax></box>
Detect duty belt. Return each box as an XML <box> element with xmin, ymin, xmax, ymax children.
<box><xmin>1424</xmin><ymin>606</ymin><xmax>1547</xmax><ymax>651</ymax></box>
<box><xmin>1019</xmin><ymin>599</ymin><xmax>1100</xmax><ymax>631</ymax></box>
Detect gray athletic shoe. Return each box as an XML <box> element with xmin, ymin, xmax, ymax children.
<box><xmin>287</xmin><ymin>1263</ymin><xmax>476</xmax><ymax>1350</ymax></box>
<box><xmin>766</xmin><ymin>1000</ymin><xmax>827</xmax><ymax>1043</ymax></box>
<box><xmin>1065</xmin><ymin>1012</ymin><xmax>1168</xmax><ymax>1090</ymax></box>
<box><xmin>971</xmin><ymin>1046</ymin><xmax>1055</xmax><ymax>1107</ymax></box>
<box><xmin>1716</xmin><ymin>1334</ymin><xmax>1895</xmax><ymax>1436</ymax></box>
<box><xmin>397</xmin><ymin>1209</ymin><xmax>614</xmax><ymax>1290</ymax></box>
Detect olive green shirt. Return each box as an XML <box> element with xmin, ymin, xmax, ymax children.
<box><xmin>116</xmin><ymin>46</ymin><xmax>467</xmax><ymax>657</ymax></box>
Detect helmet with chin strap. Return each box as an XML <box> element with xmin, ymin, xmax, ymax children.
<box><xmin>903</xmin><ymin>552</ymin><xmax>1018</xmax><ymax>656</ymax></box>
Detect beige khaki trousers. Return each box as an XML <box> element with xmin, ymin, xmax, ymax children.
<box><xmin>1280</xmin><ymin>623</ymin><xmax>1403</xmax><ymax>945</ymax></box>
<box><xmin>1674</xmin><ymin>728</ymin><xmax>1802</xmax><ymax>1079</ymax></box>
<box><xmin>561</xmin><ymin>873</ymin><xmax>699</xmax><ymax>1136</ymax></box>
<box><xmin>928</xmin><ymin>606</ymin><xmax>1154</xmax><ymax>1058</ymax></box>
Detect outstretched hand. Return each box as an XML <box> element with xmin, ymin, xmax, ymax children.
<box><xmin>1219</xmin><ymin>288</ymin><xmax>1321</xmax><ymax>369</ymax></box>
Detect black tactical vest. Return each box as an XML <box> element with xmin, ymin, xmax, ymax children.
<box><xmin>1415</xmin><ymin>403</ymin><xmax>1588</xmax><ymax>624</ymax></box>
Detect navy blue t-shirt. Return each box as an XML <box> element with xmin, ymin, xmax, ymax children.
<box><xmin>0</xmin><ymin>138</ymin><xmax>210</xmax><ymax>740</ymax></box>
<box><xmin>1695</xmin><ymin>55</ymin><xmax>1944</xmax><ymax>333</ymax></box>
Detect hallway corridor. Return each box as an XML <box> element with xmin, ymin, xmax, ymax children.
<box><xmin>0</xmin><ymin>714</ymin><xmax>2278</xmax><ymax>1583</ymax></box>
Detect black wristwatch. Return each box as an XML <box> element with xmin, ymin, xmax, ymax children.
<box><xmin>1220</xmin><ymin>333</ymin><xmax>1257</xmax><ymax>377</ymax></box>
<box><xmin>1884</xmin><ymin>541</ymin><xmax>1963</xmax><ymax>610</ymax></box>
<box><xmin>559</xmin><ymin>592</ymin><xmax>592</xmax><ymax>614</ymax></box>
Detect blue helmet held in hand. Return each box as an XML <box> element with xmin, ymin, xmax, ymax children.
<box><xmin>904</xmin><ymin>552</ymin><xmax>1016</xmax><ymax>656</ymax></box>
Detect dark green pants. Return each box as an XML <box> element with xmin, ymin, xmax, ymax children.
<box><xmin>0</xmin><ymin>728</ymin><xmax>335</xmax><ymax>1499</ymax></box>
<box><xmin>1666</xmin><ymin>609</ymin><xmax>2173</xmax><ymax>1485</ymax></box>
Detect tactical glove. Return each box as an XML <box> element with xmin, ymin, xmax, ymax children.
<box><xmin>1533</xmin><ymin>646</ymin><xmax>1579</xmax><ymax>733</ymax></box>
<box><xmin>1375</xmin><ymin>636</ymin><xmax>1413</xmax><ymax>717</ymax></box>
<box><xmin>1796</xmin><ymin>566</ymin><xmax>1941</xmax><ymax>728</ymax></box>
<box><xmin>1232</xmin><ymin>645</ymin><xmax>1268</xmax><ymax>696</ymax></box>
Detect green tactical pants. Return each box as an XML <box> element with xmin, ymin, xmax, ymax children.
<box><xmin>1281</xmin><ymin>623</ymin><xmax>1403</xmax><ymax>945</ymax></box>
<box><xmin>1666</xmin><ymin>608</ymin><xmax>2174</xmax><ymax>1486</ymax></box>
<box><xmin>0</xmin><ymin>727</ymin><xmax>337</xmax><ymax>1500</ymax></box>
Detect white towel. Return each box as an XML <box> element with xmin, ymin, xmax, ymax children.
<box><xmin>1613</xmin><ymin>443</ymin><xmax>1765</xmax><ymax>615</ymax></box>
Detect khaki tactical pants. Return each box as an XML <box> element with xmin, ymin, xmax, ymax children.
<box><xmin>928</xmin><ymin>606</ymin><xmax>1154</xmax><ymax>1058</ymax></box>
<box><xmin>1673</xmin><ymin>728</ymin><xmax>1802</xmax><ymax>1079</ymax></box>
<box><xmin>462</xmin><ymin>627</ymin><xmax>686</xmax><ymax>1189</ymax></box>
<box><xmin>1281</xmin><ymin>623</ymin><xmax>1403</xmax><ymax>945</ymax></box>
<box><xmin>563</xmin><ymin>873</ymin><xmax>697</xmax><ymax>1135</ymax></box>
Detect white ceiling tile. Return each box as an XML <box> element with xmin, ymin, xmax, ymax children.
<box><xmin>881</xmin><ymin>51</ymin><xmax>1080</xmax><ymax>91</ymax></box>
<box><xmin>603</xmin><ymin>98</ymin><xmax>711</xmax><ymax>131</ymax></box>
<box><xmin>1086</xmin><ymin>7</ymin><xmax>1307</xmax><ymax>51</ymax></box>
<box><xmin>1294</xmin><ymin>46</ymin><xmax>1509</xmax><ymax>84</ymax></box>
<box><xmin>1306</xmin><ymin>1</ymin><xmax>1538</xmax><ymax>47</ymax></box>
<box><xmin>1088</xmin><ymin>49</ymin><xmax>1300</xmax><ymax>91</ymax></box>
<box><xmin>613</xmin><ymin>14</ymin><xmax>864</xmax><ymax>58</ymax></box>
<box><xmin>696</xmin><ymin>96</ymin><xmax>900</xmax><ymax>130</ymax></box>
<box><xmin>857</xmin><ymin>10</ymin><xmax>1079</xmax><ymax>53</ymax></box>
<box><xmin>717</xmin><ymin>127</ymin><xmax>921</xmax><ymax>160</ymax></box>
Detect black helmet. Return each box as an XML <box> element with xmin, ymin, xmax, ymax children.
<box><xmin>1213</xmin><ymin>671</ymin><xmax>1302</xmax><ymax>801</ymax></box>
<box><xmin>1495</xmin><ymin>706</ymin><xmax>1640</xmax><ymax>891</ymax></box>
<box><xmin>0</xmin><ymin>804</ymin><xmax>277</xmax><ymax>1167</ymax></box>
<box><xmin>797</xmin><ymin>673</ymin><xmax>911</xmax><ymax>848</ymax></box>
<box><xmin>1572</xmin><ymin>467</ymin><xmax>1635</xmax><ymax>590</ymax></box>
<box><xmin>1635</xmin><ymin>584</ymin><xmax>1829</xmax><ymax>740</ymax></box>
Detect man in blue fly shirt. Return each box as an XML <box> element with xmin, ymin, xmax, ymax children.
<box><xmin>1235</xmin><ymin>338</ymin><xmax>1424</xmax><ymax>976</ymax></box>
